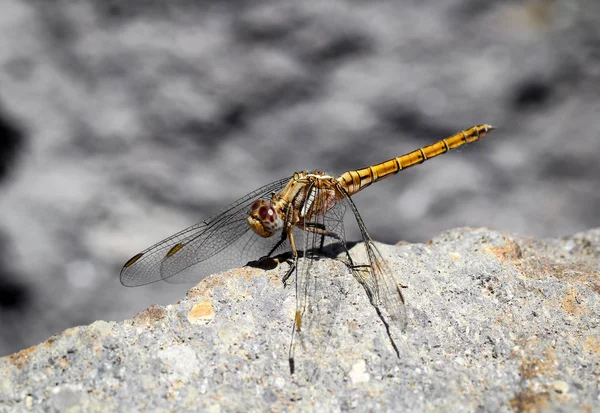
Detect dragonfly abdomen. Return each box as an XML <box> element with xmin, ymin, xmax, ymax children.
<box><xmin>337</xmin><ymin>124</ymin><xmax>493</xmax><ymax>196</ymax></box>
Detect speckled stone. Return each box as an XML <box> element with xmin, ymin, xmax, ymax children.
<box><xmin>1</xmin><ymin>228</ymin><xmax>599</xmax><ymax>412</ymax></box>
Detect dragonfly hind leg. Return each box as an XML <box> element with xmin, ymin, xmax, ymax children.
<box><xmin>304</xmin><ymin>222</ymin><xmax>350</xmax><ymax>255</ymax></box>
<box><xmin>305</xmin><ymin>222</ymin><xmax>383</xmax><ymax>306</ymax></box>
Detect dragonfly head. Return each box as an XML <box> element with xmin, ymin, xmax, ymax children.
<box><xmin>247</xmin><ymin>199</ymin><xmax>284</xmax><ymax>238</ymax></box>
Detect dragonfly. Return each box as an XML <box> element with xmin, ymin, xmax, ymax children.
<box><xmin>121</xmin><ymin>124</ymin><xmax>494</xmax><ymax>368</ymax></box>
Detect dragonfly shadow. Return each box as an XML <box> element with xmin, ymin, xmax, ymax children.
<box><xmin>245</xmin><ymin>240</ymin><xmax>359</xmax><ymax>275</ymax></box>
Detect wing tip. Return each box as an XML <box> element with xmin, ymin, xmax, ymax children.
<box><xmin>123</xmin><ymin>252</ymin><xmax>144</xmax><ymax>268</ymax></box>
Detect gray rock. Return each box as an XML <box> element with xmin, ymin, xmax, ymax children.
<box><xmin>1</xmin><ymin>228</ymin><xmax>598</xmax><ymax>412</ymax></box>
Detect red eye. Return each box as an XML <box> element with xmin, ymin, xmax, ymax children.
<box><xmin>259</xmin><ymin>205</ymin><xmax>278</xmax><ymax>222</ymax></box>
<box><xmin>250</xmin><ymin>200</ymin><xmax>262</xmax><ymax>211</ymax></box>
<box><xmin>258</xmin><ymin>205</ymin><xmax>270</xmax><ymax>220</ymax></box>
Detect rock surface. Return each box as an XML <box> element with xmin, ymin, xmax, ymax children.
<box><xmin>1</xmin><ymin>0</ymin><xmax>600</xmax><ymax>358</ymax></box>
<box><xmin>1</xmin><ymin>228</ymin><xmax>598</xmax><ymax>412</ymax></box>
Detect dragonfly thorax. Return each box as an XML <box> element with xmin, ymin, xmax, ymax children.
<box><xmin>247</xmin><ymin>199</ymin><xmax>284</xmax><ymax>238</ymax></box>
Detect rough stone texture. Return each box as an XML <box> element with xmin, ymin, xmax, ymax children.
<box><xmin>1</xmin><ymin>228</ymin><xmax>598</xmax><ymax>412</ymax></box>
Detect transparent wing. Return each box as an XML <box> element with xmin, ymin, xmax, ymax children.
<box><xmin>295</xmin><ymin>187</ymin><xmax>348</xmax><ymax>329</ymax></box>
<box><xmin>338</xmin><ymin>189</ymin><xmax>407</xmax><ymax>330</ymax></box>
<box><xmin>292</xmin><ymin>186</ymin><xmax>349</xmax><ymax>375</ymax></box>
<box><xmin>120</xmin><ymin>177</ymin><xmax>292</xmax><ymax>287</ymax></box>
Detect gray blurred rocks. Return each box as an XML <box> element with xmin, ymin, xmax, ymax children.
<box><xmin>1</xmin><ymin>228</ymin><xmax>598</xmax><ymax>412</ymax></box>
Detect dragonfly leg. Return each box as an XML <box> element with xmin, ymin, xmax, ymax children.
<box><xmin>304</xmin><ymin>222</ymin><xmax>352</xmax><ymax>254</ymax></box>
<box><xmin>263</xmin><ymin>230</ymin><xmax>287</xmax><ymax>260</ymax></box>
<box><xmin>306</xmin><ymin>221</ymin><xmax>379</xmax><ymax>306</ymax></box>
<box><xmin>304</xmin><ymin>222</ymin><xmax>328</xmax><ymax>251</ymax></box>
<box><xmin>281</xmin><ymin>262</ymin><xmax>295</xmax><ymax>286</ymax></box>
<box><xmin>305</xmin><ymin>222</ymin><xmax>356</xmax><ymax>264</ymax></box>
<box><xmin>281</xmin><ymin>228</ymin><xmax>299</xmax><ymax>287</ymax></box>
<box><xmin>284</xmin><ymin>228</ymin><xmax>304</xmax><ymax>333</ymax></box>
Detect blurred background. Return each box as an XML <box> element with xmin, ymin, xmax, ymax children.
<box><xmin>0</xmin><ymin>0</ymin><xmax>598</xmax><ymax>356</ymax></box>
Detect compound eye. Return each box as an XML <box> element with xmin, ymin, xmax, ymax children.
<box><xmin>250</xmin><ymin>200</ymin><xmax>262</xmax><ymax>212</ymax></box>
<box><xmin>258</xmin><ymin>205</ymin><xmax>275</xmax><ymax>222</ymax></box>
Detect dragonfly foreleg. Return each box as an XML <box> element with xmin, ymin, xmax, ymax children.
<box><xmin>264</xmin><ymin>230</ymin><xmax>288</xmax><ymax>260</ymax></box>
<box><xmin>281</xmin><ymin>227</ymin><xmax>299</xmax><ymax>288</ymax></box>
<box><xmin>281</xmin><ymin>262</ymin><xmax>295</xmax><ymax>286</ymax></box>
